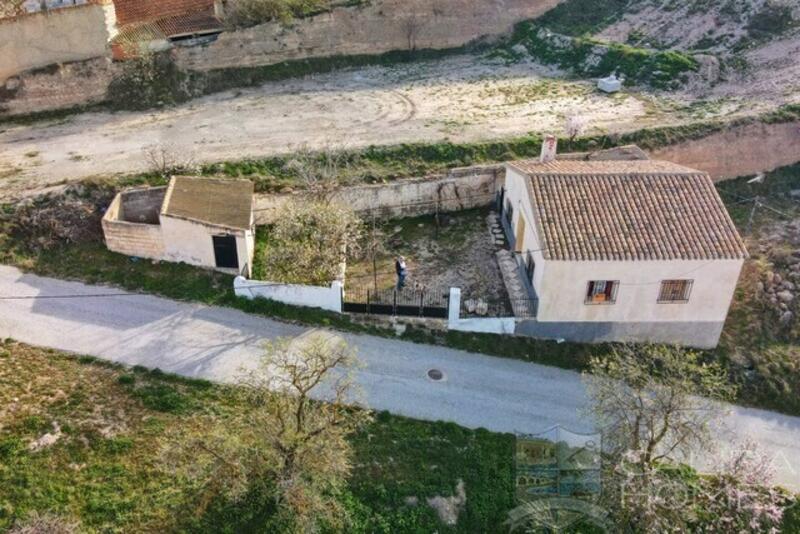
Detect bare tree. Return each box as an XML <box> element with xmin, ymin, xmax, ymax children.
<box><xmin>163</xmin><ymin>334</ymin><xmax>371</xmax><ymax>531</ymax></box>
<box><xmin>282</xmin><ymin>144</ymin><xmax>361</xmax><ymax>203</ymax></box>
<box><xmin>142</xmin><ymin>143</ymin><xmax>196</xmax><ymax>178</ymax></box>
<box><xmin>362</xmin><ymin>215</ymin><xmax>387</xmax><ymax>291</ymax></box>
<box><xmin>401</xmin><ymin>13</ymin><xmax>425</xmax><ymax>51</ymax></box>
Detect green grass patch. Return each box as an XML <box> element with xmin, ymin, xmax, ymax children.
<box><xmin>0</xmin><ymin>341</ymin><xmax>515</xmax><ymax>532</ymax></box>
<box><xmin>500</xmin><ymin>21</ymin><xmax>698</xmax><ymax>89</ymax></box>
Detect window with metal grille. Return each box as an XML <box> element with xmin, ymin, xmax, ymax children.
<box><xmin>585</xmin><ymin>280</ymin><xmax>618</xmax><ymax>304</ymax></box>
<box><xmin>658</xmin><ymin>280</ymin><xmax>693</xmax><ymax>303</ymax></box>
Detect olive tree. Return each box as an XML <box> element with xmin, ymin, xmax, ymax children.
<box><xmin>164</xmin><ymin>333</ymin><xmax>371</xmax><ymax>531</ymax></box>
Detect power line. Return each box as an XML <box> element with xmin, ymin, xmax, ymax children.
<box><xmin>0</xmin><ymin>292</ymin><xmax>144</xmax><ymax>300</ymax></box>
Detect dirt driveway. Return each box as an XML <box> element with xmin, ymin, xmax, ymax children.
<box><xmin>0</xmin><ymin>52</ymin><xmax>796</xmax><ymax>200</ymax></box>
<box><xmin>0</xmin><ymin>55</ymin><xmax>657</xmax><ymax>199</ymax></box>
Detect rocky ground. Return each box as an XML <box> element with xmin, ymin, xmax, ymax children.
<box><xmin>754</xmin><ymin>215</ymin><xmax>800</xmax><ymax>334</ymax></box>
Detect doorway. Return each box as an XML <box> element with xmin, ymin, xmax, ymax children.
<box><xmin>213</xmin><ymin>235</ymin><xmax>239</xmax><ymax>269</ymax></box>
<box><xmin>515</xmin><ymin>215</ymin><xmax>526</xmax><ymax>253</ymax></box>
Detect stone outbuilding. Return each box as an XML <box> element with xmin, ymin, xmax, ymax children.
<box><xmin>102</xmin><ymin>176</ymin><xmax>255</xmax><ymax>276</ymax></box>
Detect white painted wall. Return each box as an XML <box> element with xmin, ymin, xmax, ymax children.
<box><xmin>447</xmin><ymin>287</ymin><xmax>517</xmax><ymax>334</ymax></box>
<box><xmin>503</xmin><ymin>166</ymin><xmax>546</xmax><ymax>293</ymax></box>
<box><xmin>159</xmin><ymin>215</ymin><xmax>254</xmax><ymax>275</ymax></box>
<box><xmin>234</xmin><ymin>277</ymin><xmax>343</xmax><ymax>313</ymax></box>
<box><xmin>537</xmin><ymin>258</ymin><xmax>743</xmax><ymax>323</ymax></box>
<box><xmin>502</xmin><ymin>165</ymin><xmax>744</xmax><ymax>325</ymax></box>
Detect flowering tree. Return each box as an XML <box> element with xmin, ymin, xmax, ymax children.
<box><xmin>697</xmin><ymin>441</ymin><xmax>789</xmax><ymax>533</ymax></box>
<box><xmin>564</xmin><ymin>113</ymin><xmax>588</xmax><ymax>149</ymax></box>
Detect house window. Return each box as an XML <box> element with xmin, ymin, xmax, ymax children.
<box><xmin>525</xmin><ymin>252</ymin><xmax>535</xmax><ymax>283</ymax></box>
<box><xmin>504</xmin><ymin>199</ymin><xmax>514</xmax><ymax>227</ymax></box>
<box><xmin>585</xmin><ymin>280</ymin><xmax>618</xmax><ymax>304</ymax></box>
<box><xmin>658</xmin><ymin>280</ymin><xmax>693</xmax><ymax>303</ymax></box>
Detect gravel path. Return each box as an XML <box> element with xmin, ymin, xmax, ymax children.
<box><xmin>1</xmin><ymin>264</ymin><xmax>799</xmax><ymax>490</ymax></box>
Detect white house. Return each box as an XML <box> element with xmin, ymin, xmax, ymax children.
<box><xmin>102</xmin><ymin>176</ymin><xmax>255</xmax><ymax>276</ymax></box>
<box><xmin>500</xmin><ymin>153</ymin><xmax>748</xmax><ymax>348</ymax></box>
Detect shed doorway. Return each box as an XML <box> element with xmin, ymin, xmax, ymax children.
<box><xmin>213</xmin><ymin>235</ymin><xmax>239</xmax><ymax>269</ymax></box>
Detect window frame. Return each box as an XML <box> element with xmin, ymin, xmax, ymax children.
<box><xmin>584</xmin><ymin>280</ymin><xmax>619</xmax><ymax>305</ymax></box>
<box><xmin>657</xmin><ymin>279</ymin><xmax>693</xmax><ymax>304</ymax></box>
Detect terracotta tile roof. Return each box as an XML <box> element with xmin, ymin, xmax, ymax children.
<box><xmin>508</xmin><ymin>159</ymin><xmax>748</xmax><ymax>261</ymax></box>
<box><xmin>111</xmin><ymin>0</ymin><xmax>221</xmax><ymax>44</ymax></box>
<box><xmin>112</xmin><ymin>0</ymin><xmax>215</xmax><ymax>25</ymax></box>
<box><xmin>155</xmin><ymin>10</ymin><xmax>221</xmax><ymax>36</ymax></box>
<box><xmin>162</xmin><ymin>176</ymin><xmax>254</xmax><ymax>231</ymax></box>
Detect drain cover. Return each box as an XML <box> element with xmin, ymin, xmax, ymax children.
<box><xmin>427</xmin><ymin>369</ymin><xmax>444</xmax><ymax>381</ymax></box>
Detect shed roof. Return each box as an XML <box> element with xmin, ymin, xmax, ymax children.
<box><xmin>162</xmin><ymin>176</ymin><xmax>254</xmax><ymax>231</ymax></box>
<box><xmin>507</xmin><ymin>159</ymin><xmax>748</xmax><ymax>261</ymax></box>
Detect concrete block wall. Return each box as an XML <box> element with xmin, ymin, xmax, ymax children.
<box><xmin>253</xmin><ymin>164</ymin><xmax>502</xmax><ymax>224</ymax></box>
<box><xmin>175</xmin><ymin>0</ymin><xmax>564</xmax><ymax>71</ymax></box>
<box><xmin>102</xmin><ymin>219</ymin><xmax>165</xmax><ymax>259</ymax></box>
<box><xmin>234</xmin><ymin>276</ymin><xmax>343</xmax><ymax>312</ymax></box>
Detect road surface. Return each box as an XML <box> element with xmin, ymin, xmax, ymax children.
<box><xmin>1</xmin><ymin>264</ymin><xmax>799</xmax><ymax>490</ymax></box>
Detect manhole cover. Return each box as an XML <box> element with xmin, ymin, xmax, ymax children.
<box><xmin>427</xmin><ymin>369</ymin><xmax>444</xmax><ymax>381</ymax></box>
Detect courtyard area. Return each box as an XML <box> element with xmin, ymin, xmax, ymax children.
<box><xmin>346</xmin><ymin>208</ymin><xmax>512</xmax><ymax>315</ymax></box>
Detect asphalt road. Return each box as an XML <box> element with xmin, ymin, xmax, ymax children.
<box><xmin>1</xmin><ymin>265</ymin><xmax>799</xmax><ymax>490</ymax></box>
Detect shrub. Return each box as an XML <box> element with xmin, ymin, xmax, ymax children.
<box><xmin>107</xmin><ymin>53</ymin><xmax>196</xmax><ymax>111</ymax></box>
<box><xmin>134</xmin><ymin>384</ymin><xmax>189</xmax><ymax>413</ymax></box>
<box><xmin>223</xmin><ymin>0</ymin><xmax>331</xmax><ymax>28</ymax></box>
<box><xmin>257</xmin><ymin>200</ymin><xmax>363</xmax><ymax>285</ymax></box>
<box><xmin>10</xmin><ymin>183</ymin><xmax>116</xmax><ymax>252</ymax></box>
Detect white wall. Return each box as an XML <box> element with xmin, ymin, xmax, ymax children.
<box><xmin>503</xmin><ymin>166</ymin><xmax>546</xmax><ymax>293</ymax></box>
<box><xmin>447</xmin><ymin>287</ymin><xmax>516</xmax><ymax>334</ymax></box>
<box><xmin>537</xmin><ymin>258</ymin><xmax>744</xmax><ymax>324</ymax></box>
<box><xmin>234</xmin><ymin>277</ymin><xmax>343</xmax><ymax>313</ymax></box>
<box><xmin>159</xmin><ymin>215</ymin><xmax>254</xmax><ymax>275</ymax></box>
<box><xmin>503</xmin><ymin>165</ymin><xmax>744</xmax><ymax>325</ymax></box>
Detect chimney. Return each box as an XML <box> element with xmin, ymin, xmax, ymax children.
<box><xmin>214</xmin><ymin>0</ymin><xmax>226</xmax><ymax>18</ymax></box>
<box><xmin>540</xmin><ymin>135</ymin><xmax>558</xmax><ymax>163</ymax></box>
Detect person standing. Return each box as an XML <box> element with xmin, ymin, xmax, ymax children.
<box><xmin>395</xmin><ymin>256</ymin><xmax>408</xmax><ymax>290</ymax></box>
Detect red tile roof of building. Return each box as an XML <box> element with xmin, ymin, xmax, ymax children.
<box><xmin>508</xmin><ymin>159</ymin><xmax>748</xmax><ymax>262</ymax></box>
<box><xmin>112</xmin><ymin>0</ymin><xmax>215</xmax><ymax>25</ymax></box>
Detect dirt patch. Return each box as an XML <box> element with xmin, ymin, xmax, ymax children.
<box><xmin>649</xmin><ymin>120</ymin><xmax>800</xmax><ymax>180</ymax></box>
<box><xmin>348</xmin><ymin>208</ymin><xmax>509</xmax><ymax>307</ymax></box>
<box><xmin>0</xmin><ymin>55</ymin><xmax>656</xmax><ymax>199</ymax></box>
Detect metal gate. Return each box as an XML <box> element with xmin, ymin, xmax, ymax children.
<box><xmin>342</xmin><ymin>286</ymin><xmax>450</xmax><ymax>318</ymax></box>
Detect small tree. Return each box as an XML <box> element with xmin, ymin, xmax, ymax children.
<box><xmin>585</xmin><ymin>344</ymin><xmax>736</xmax><ymax>469</ymax></box>
<box><xmin>261</xmin><ymin>199</ymin><xmax>363</xmax><ymax>285</ymax></box>
<box><xmin>163</xmin><ymin>334</ymin><xmax>371</xmax><ymax>531</ymax></box>
<box><xmin>143</xmin><ymin>142</ymin><xmax>196</xmax><ymax>178</ymax></box>
<box><xmin>699</xmin><ymin>441</ymin><xmax>789</xmax><ymax>533</ymax></box>
<box><xmin>564</xmin><ymin>113</ymin><xmax>588</xmax><ymax>150</ymax></box>
<box><xmin>282</xmin><ymin>144</ymin><xmax>360</xmax><ymax>203</ymax></box>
